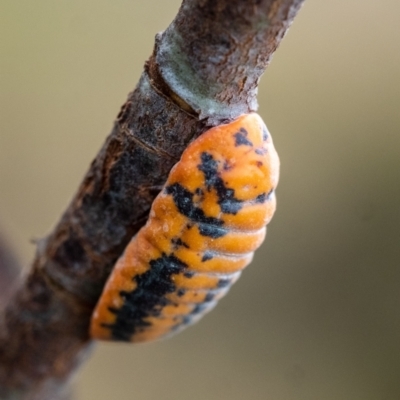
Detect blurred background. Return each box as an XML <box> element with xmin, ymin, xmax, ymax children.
<box><xmin>1</xmin><ymin>1</ymin><xmax>400</xmax><ymax>399</ymax></box>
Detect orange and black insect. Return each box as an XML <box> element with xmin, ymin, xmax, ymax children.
<box><xmin>90</xmin><ymin>113</ymin><xmax>280</xmax><ymax>342</ymax></box>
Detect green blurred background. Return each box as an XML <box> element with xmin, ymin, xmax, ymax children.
<box><xmin>1</xmin><ymin>1</ymin><xmax>400</xmax><ymax>399</ymax></box>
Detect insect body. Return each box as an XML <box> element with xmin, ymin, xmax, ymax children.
<box><xmin>90</xmin><ymin>113</ymin><xmax>280</xmax><ymax>342</ymax></box>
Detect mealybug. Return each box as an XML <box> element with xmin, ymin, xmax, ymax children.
<box><xmin>90</xmin><ymin>113</ymin><xmax>280</xmax><ymax>342</ymax></box>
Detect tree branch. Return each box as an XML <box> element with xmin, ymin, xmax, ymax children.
<box><xmin>0</xmin><ymin>1</ymin><xmax>304</xmax><ymax>399</ymax></box>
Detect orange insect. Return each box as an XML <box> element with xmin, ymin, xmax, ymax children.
<box><xmin>90</xmin><ymin>113</ymin><xmax>280</xmax><ymax>342</ymax></box>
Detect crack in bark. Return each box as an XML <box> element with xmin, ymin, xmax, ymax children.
<box><xmin>122</xmin><ymin>128</ymin><xmax>179</xmax><ymax>162</ymax></box>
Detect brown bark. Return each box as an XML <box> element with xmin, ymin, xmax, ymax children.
<box><xmin>0</xmin><ymin>0</ymin><xmax>304</xmax><ymax>399</ymax></box>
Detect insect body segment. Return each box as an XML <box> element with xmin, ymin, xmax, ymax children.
<box><xmin>90</xmin><ymin>113</ymin><xmax>280</xmax><ymax>342</ymax></box>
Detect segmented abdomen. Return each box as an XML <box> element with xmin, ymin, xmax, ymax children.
<box><xmin>90</xmin><ymin>113</ymin><xmax>280</xmax><ymax>342</ymax></box>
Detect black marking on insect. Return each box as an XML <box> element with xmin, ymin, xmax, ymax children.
<box><xmin>255</xmin><ymin>189</ymin><xmax>273</xmax><ymax>204</ymax></box>
<box><xmin>234</xmin><ymin>128</ymin><xmax>253</xmax><ymax>147</ymax></box>
<box><xmin>182</xmin><ymin>315</ymin><xmax>193</xmax><ymax>325</ymax></box>
<box><xmin>223</xmin><ymin>161</ymin><xmax>233</xmax><ymax>171</ymax></box>
<box><xmin>204</xmin><ymin>292</ymin><xmax>215</xmax><ymax>302</ymax></box>
<box><xmin>255</xmin><ymin>193</ymin><xmax>267</xmax><ymax>203</ymax></box>
<box><xmin>171</xmin><ymin>237</ymin><xmax>190</xmax><ymax>249</ymax></box>
<box><xmin>191</xmin><ymin>303</ymin><xmax>209</xmax><ymax>315</ymax></box>
<box><xmin>103</xmin><ymin>253</ymin><xmax>188</xmax><ymax>341</ymax></box>
<box><xmin>201</xmin><ymin>251</ymin><xmax>214</xmax><ymax>262</ymax></box>
<box><xmin>198</xmin><ymin>223</ymin><xmax>228</xmax><ymax>239</ymax></box>
<box><xmin>198</xmin><ymin>152</ymin><xmax>244</xmax><ymax>215</ymax></box>
<box><xmin>166</xmin><ymin>183</ymin><xmax>228</xmax><ymax>238</ymax></box>
<box><xmin>255</xmin><ymin>148</ymin><xmax>267</xmax><ymax>155</ymax></box>
<box><xmin>262</xmin><ymin>125</ymin><xmax>269</xmax><ymax>141</ymax></box>
<box><xmin>194</xmin><ymin>188</ymin><xmax>203</xmax><ymax>196</ymax></box>
<box><xmin>217</xmin><ymin>278</ymin><xmax>231</xmax><ymax>288</ymax></box>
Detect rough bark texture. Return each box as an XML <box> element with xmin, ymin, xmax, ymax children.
<box><xmin>0</xmin><ymin>0</ymin><xmax>304</xmax><ymax>399</ymax></box>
